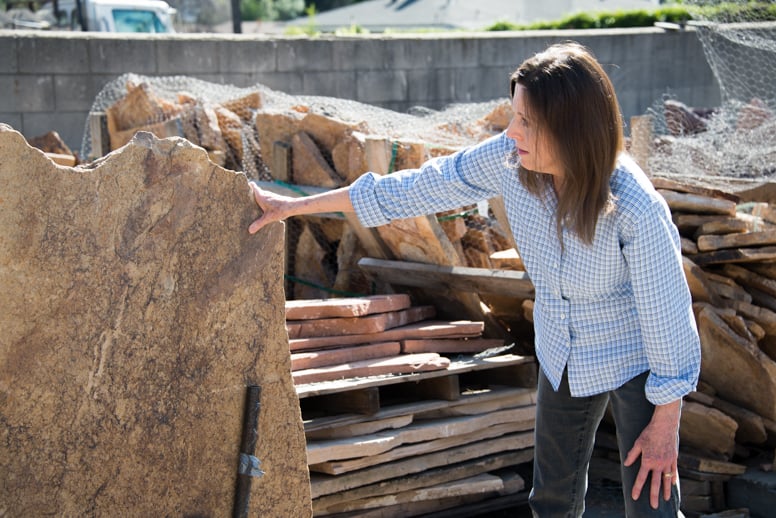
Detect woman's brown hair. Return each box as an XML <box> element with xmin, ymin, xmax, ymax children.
<box><xmin>510</xmin><ymin>42</ymin><xmax>624</xmax><ymax>245</ymax></box>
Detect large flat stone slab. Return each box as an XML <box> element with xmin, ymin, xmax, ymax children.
<box><xmin>0</xmin><ymin>125</ymin><xmax>311</xmax><ymax>516</ymax></box>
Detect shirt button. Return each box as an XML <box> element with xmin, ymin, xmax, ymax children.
<box><xmin>560</xmin><ymin>313</ymin><xmax>566</xmax><ymax>320</ymax></box>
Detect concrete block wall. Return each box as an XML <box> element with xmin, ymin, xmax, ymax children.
<box><xmin>0</xmin><ymin>27</ymin><xmax>720</xmax><ymax>155</ymax></box>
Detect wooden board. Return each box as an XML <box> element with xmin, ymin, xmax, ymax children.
<box><xmin>358</xmin><ymin>257</ymin><xmax>535</xmax><ymax>299</ymax></box>
<box><xmin>291</xmin><ymin>342</ymin><xmax>401</xmax><ymax>371</ymax></box>
<box><xmin>289</xmin><ymin>320</ymin><xmax>485</xmax><ymax>352</ymax></box>
<box><xmin>293</xmin><ymin>353</ymin><xmax>450</xmax><ymax>385</ymax></box>
<box><xmin>286</xmin><ymin>294</ymin><xmax>411</xmax><ymax>320</ymax></box>
<box><xmin>286</xmin><ymin>305</ymin><xmax>436</xmax><ymax>339</ymax></box>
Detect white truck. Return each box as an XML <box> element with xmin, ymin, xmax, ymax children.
<box><xmin>56</xmin><ymin>0</ymin><xmax>177</xmax><ymax>33</ymax></box>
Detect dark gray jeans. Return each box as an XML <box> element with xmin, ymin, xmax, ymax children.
<box><xmin>529</xmin><ymin>369</ymin><xmax>682</xmax><ymax>517</ymax></box>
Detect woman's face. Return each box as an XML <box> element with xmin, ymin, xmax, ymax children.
<box><xmin>506</xmin><ymin>84</ymin><xmax>563</xmax><ymax>179</ymax></box>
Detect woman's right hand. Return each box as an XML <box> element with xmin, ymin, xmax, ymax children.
<box><xmin>248</xmin><ymin>182</ymin><xmax>296</xmax><ymax>234</ymax></box>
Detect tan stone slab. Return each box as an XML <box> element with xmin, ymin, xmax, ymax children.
<box><xmin>698</xmin><ymin>229</ymin><xmax>776</xmax><ymax>252</ymax></box>
<box><xmin>291</xmin><ymin>131</ymin><xmax>344</xmax><ymax>188</ymax></box>
<box><xmin>304</xmin><ymin>386</ymin><xmax>536</xmax><ymax>433</ymax></box>
<box><xmin>310</xmin><ymin>427</ymin><xmax>534</xmax><ymax>475</ymax></box>
<box><xmin>652</xmin><ymin>177</ymin><xmax>740</xmax><ymax>202</ymax></box>
<box><xmin>295</xmin><ymin>354</ymin><xmax>533</xmax><ymax>398</ymax></box>
<box><xmin>696</xmin><ymin>305</ymin><xmax>776</xmax><ymax>421</ymax></box>
<box><xmin>291</xmin><ymin>341</ymin><xmax>401</xmax><ymax>371</ymax></box>
<box><xmin>286</xmin><ymin>305</ymin><xmax>436</xmax><ymax>338</ymax></box>
<box><xmin>0</xmin><ymin>125</ymin><xmax>311</xmax><ymax>517</ymax></box>
<box><xmin>311</xmin><ymin>450</ymin><xmax>527</xmax><ymax>515</ymax></box>
<box><xmin>289</xmin><ymin>320</ymin><xmax>484</xmax><ymax>352</ymax></box>
<box><xmin>285</xmin><ymin>294</ymin><xmax>411</xmax><ymax>320</ymax></box>
<box><xmin>306</xmin><ymin>414</ymin><xmax>415</xmax><ymax>441</ymax></box>
<box><xmin>306</xmin><ymin>407</ymin><xmax>534</xmax><ymax>465</ymax></box>
<box><xmin>292</xmin><ymin>352</ymin><xmax>450</xmax><ymax>385</ymax></box>
<box><xmin>679</xmin><ymin>401</ymin><xmax>737</xmax><ymax>459</ymax></box>
<box><xmin>401</xmin><ymin>338</ymin><xmax>506</xmax><ymax>354</ymax></box>
<box><xmin>658</xmin><ymin>189</ymin><xmax>737</xmax><ymax>216</ymax></box>
<box><xmin>316</xmin><ymin>473</ymin><xmax>504</xmax><ymax>516</ymax></box>
<box><xmin>310</xmin><ymin>435</ymin><xmax>533</xmax><ymax>499</ymax></box>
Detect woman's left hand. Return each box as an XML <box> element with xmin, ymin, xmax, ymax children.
<box><xmin>623</xmin><ymin>399</ymin><xmax>681</xmax><ymax>509</ymax></box>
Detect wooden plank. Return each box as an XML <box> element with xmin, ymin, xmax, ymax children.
<box><xmin>697</xmin><ymin>229</ymin><xmax>776</xmax><ymax>252</ymax></box>
<box><xmin>293</xmin><ymin>352</ymin><xmax>450</xmax><ymax>385</ymax></box>
<box><xmin>286</xmin><ymin>294</ymin><xmax>411</xmax><ymax>320</ymax></box>
<box><xmin>658</xmin><ymin>189</ymin><xmax>737</xmax><ymax>216</ymax></box>
<box><xmin>306</xmin><ymin>407</ymin><xmax>535</xmax><ymax>465</ymax></box>
<box><xmin>689</xmin><ymin>246</ymin><xmax>776</xmax><ymax>266</ymax></box>
<box><xmin>401</xmin><ymin>338</ymin><xmax>505</xmax><ymax>354</ymax></box>
<box><xmin>310</xmin><ymin>427</ymin><xmax>534</xmax><ymax>475</ymax></box>
<box><xmin>296</xmin><ymin>354</ymin><xmax>533</xmax><ymax>398</ymax></box>
<box><xmin>463</xmin><ymin>361</ymin><xmax>538</xmax><ymax>389</ymax></box>
<box><xmin>291</xmin><ymin>342</ymin><xmax>401</xmax><ymax>371</ymax></box>
<box><xmin>312</xmin><ymin>388</ymin><xmax>381</xmax><ymax>416</ymax></box>
<box><xmin>289</xmin><ymin>320</ymin><xmax>485</xmax><ymax>352</ymax></box>
<box><xmin>410</xmin><ymin>375</ymin><xmax>460</xmax><ymax>402</ymax></box>
<box><xmin>88</xmin><ymin>111</ymin><xmax>110</xmax><ymax>160</ymax></box>
<box><xmin>286</xmin><ymin>305</ymin><xmax>436</xmax><ymax>339</ymax></box>
<box><xmin>358</xmin><ymin>257</ymin><xmax>535</xmax><ymax>299</ymax></box>
<box><xmin>312</xmin><ymin>451</ymin><xmax>529</xmax><ymax>515</ymax></box>
<box><xmin>489</xmin><ymin>248</ymin><xmax>524</xmax><ymax>271</ymax></box>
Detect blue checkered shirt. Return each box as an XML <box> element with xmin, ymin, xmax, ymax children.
<box><xmin>350</xmin><ymin>132</ymin><xmax>701</xmax><ymax>404</ymax></box>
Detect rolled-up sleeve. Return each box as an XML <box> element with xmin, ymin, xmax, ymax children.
<box><xmin>620</xmin><ymin>197</ymin><xmax>701</xmax><ymax>405</ymax></box>
<box><xmin>349</xmin><ymin>133</ymin><xmax>512</xmax><ymax>228</ymax></box>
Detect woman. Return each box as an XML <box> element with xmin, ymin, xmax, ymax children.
<box><xmin>248</xmin><ymin>42</ymin><xmax>701</xmax><ymax>517</ymax></box>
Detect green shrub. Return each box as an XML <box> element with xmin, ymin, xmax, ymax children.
<box><xmin>484</xmin><ymin>2</ymin><xmax>776</xmax><ymax>31</ymax></box>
